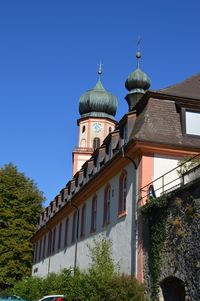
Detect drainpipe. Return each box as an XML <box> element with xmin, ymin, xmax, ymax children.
<box><xmin>70</xmin><ymin>202</ymin><xmax>80</xmax><ymax>271</ymax></box>
<box><xmin>121</xmin><ymin>146</ymin><xmax>138</xmax><ymax>277</ymax></box>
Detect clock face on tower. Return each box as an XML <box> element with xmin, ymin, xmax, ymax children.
<box><xmin>93</xmin><ymin>122</ymin><xmax>102</xmax><ymax>133</ymax></box>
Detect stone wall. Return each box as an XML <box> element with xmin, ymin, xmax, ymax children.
<box><xmin>143</xmin><ymin>177</ymin><xmax>200</xmax><ymax>301</ymax></box>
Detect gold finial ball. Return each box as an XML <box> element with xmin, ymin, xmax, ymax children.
<box><xmin>136</xmin><ymin>51</ymin><xmax>141</xmax><ymax>59</ymax></box>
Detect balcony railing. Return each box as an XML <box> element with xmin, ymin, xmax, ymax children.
<box><xmin>138</xmin><ymin>153</ymin><xmax>200</xmax><ymax>203</ymax></box>
<box><xmin>73</xmin><ymin>147</ymin><xmax>94</xmax><ymax>153</ymax></box>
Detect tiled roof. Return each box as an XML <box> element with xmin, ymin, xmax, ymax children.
<box><xmin>158</xmin><ymin>73</ymin><xmax>200</xmax><ymax>100</ymax></box>
<box><xmin>131</xmin><ymin>96</ymin><xmax>200</xmax><ymax>148</ymax></box>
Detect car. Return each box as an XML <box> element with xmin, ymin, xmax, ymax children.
<box><xmin>38</xmin><ymin>295</ymin><xmax>65</xmax><ymax>301</ymax></box>
<box><xmin>0</xmin><ymin>296</ymin><xmax>28</xmax><ymax>301</ymax></box>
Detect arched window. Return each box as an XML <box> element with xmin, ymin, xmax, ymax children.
<box><xmin>34</xmin><ymin>242</ymin><xmax>38</xmax><ymax>263</ymax></box>
<box><xmin>118</xmin><ymin>170</ymin><xmax>127</xmax><ymax>216</ymax></box>
<box><xmin>52</xmin><ymin>227</ymin><xmax>56</xmax><ymax>254</ymax></box>
<box><xmin>64</xmin><ymin>218</ymin><xmax>69</xmax><ymax>248</ymax></box>
<box><xmin>72</xmin><ymin>211</ymin><xmax>77</xmax><ymax>243</ymax></box>
<box><xmin>82</xmin><ymin>125</ymin><xmax>86</xmax><ymax>133</ymax></box>
<box><xmin>80</xmin><ymin>139</ymin><xmax>86</xmax><ymax>147</ymax></box>
<box><xmin>91</xmin><ymin>195</ymin><xmax>97</xmax><ymax>232</ymax></box>
<box><xmin>58</xmin><ymin>222</ymin><xmax>62</xmax><ymax>251</ymax></box>
<box><xmin>103</xmin><ymin>184</ymin><xmax>111</xmax><ymax>225</ymax></box>
<box><xmin>47</xmin><ymin>231</ymin><xmax>51</xmax><ymax>257</ymax></box>
<box><xmin>42</xmin><ymin>235</ymin><xmax>46</xmax><ymax>260</ymax></box>
<box><xmin>38</xmin><ymin>239</ymin><xmax>42</xmax><ymax>262</ymax></box>
<box><xmin>80</xmin><ymin>204</ymin><xmax>86</xmax><ymax>238</ymax></box>
<box><xmin>93</xmin><ymin>137</ymin><xmax>100</xmax><ymax>149</ymax></box>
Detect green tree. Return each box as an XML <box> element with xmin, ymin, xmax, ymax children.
<box><xmin>0</xmin><ymin>163</ymin><xmax>44</xmax><ymax>290</ymax></box>
<box><xmin>88</xmin><ymin>235</ymin><xmax>115</xmax><ymax>286</ymax></box>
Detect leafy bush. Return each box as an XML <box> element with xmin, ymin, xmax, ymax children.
<box><xmin>11</xmin><ymin>276</ymin><xmax>43</xmax><ymax>301</ymax></box>
<box><xmin>101</xmin><ymin>275</ymin><xmax>148</xmax><ymax>301</ymax></box>
<box><xmin>88</xmin><ymin>236</ymin><xmax>115</xmax><ymax>286</ymax></box>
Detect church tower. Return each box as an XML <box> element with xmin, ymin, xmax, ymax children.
<box><xmin>72</xmin><ymin>65</ymin><xmax>117</xmax><ymax>175</ymax></box>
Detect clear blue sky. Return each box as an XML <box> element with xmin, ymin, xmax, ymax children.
<box><xmin>0</xmin><ymin>0</ymin><xmax>200</xmax><ymax>205</ymax></box>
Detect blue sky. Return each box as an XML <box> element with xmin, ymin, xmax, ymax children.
<box><xmin>0</xmin><ymin>0</ymin><xmax>200</xmax><ymax>205</ymax></box>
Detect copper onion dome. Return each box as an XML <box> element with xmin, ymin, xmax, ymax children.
<box><xmin>79</xmin><ymin>64</ymin><xmax>117</xmax><ymax>120</ymax></box>
<box><xmin>125</xmin><ymin>51</ymin><xmax>151</xmax><ymax>111</ymax></box>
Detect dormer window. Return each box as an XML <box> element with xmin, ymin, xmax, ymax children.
<box><xmin>123</xmin><ymin>124</ymin><xmax>128</xmax><ymax>143</ymax></box>
<box><xmin>93</xmin><ymin>137</ymin><xmax>100</xmax><ymax>149</ymax></box>
<box><xmin>185</xmin><ymin>111</ymin><xmax>200</xmax><ymax>136</ymax></box>
<box><xmin>109</xmin><ymin>143</ymin><xmax>112</xmax><ymax>159</ymax></box>
<box><xmin>95</xmin><ymin>154</ymin><xmax>100</xmax><ymax>171</ymax></box>
<box><xmin>83</xmin><ymin>166</ymin><xmax>87</xmax><ymax>179</ymax></box>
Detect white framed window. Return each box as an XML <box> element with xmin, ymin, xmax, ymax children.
<box><xmin>103</xmin><ymin>184</ymin><xmax>111</xmax><ymax>225</ymax></box>
<box><xmin>118</xmin><ymin>170</ymin><xmax>127</xmax><ymax>215</ymax></box>
<box><xmin>91</xmin><ymin>196</ymin><xmax>97</xmax><ymax>232</ymax></box>
<box><xmin>186</xmin><ymin>111</ymin><xmax>200</xmax><ymax>136</ymax></box>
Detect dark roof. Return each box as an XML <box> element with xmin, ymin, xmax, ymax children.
<box><xmin>131</xmin><ymin>95</ymin><xmax>200</xmax><ymax>149</ymax></box>
<box><xmin>158</xmin><ymin>73</ymin><xmax>200</xmax><ymax>100</ymax></box>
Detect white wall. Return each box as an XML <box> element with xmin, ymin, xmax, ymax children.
<box><xmin>32</xmin><ymin>163</ymin><xmax>137</xmax><ymax>277</ymax></box>
<box><xmin>153</xmin><ymin>154</ymin><xmax>181</xmax><ymax>197</ymax></box>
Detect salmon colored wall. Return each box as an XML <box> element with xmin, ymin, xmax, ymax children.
<box><xmin>137</xmin><ymin>153</ymin><xmax>153</xmax><ymax>282</ymax></box>
<box><xmin>73</xmin><ymin>117</ymin><xmax>116</xmax><ymax>175</ymax></box>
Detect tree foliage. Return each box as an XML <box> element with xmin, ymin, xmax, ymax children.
<box><xmin>88</xmin><ymin>236</ymin><xmax>115</xmax><ymax>285</ymax></box>
<box><xmin>177</xmin><ymin>154</ymin><xmax>200</xmax><ymax>175</ymax></box>
<box><xmin>141</xmin><ymin>196</ymin><xmax>168</xmax><ymax>300</ymax></box>
<box><xmin>0</xmin><ymin>163</ymin><xmax>44</xmax><ymax>290</ymax></box>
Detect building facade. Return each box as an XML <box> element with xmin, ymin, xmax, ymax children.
<box><xmin>31</xmin><ymin>53</ymin><xmax>200</xmax><ymax>282</ymax></box>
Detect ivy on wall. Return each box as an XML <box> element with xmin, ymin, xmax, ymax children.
<box><xmin>141</xmin><ymin>196</ymin><xmax>168</xmax><ymax>300</ymax></box>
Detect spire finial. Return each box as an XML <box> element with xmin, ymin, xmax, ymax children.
<box><xmin>98</xmin><ymin>62</ymin><xmax>102</xmax><ymax>79</ymax></box>
<box><xmin>136</xmin><ymin>36</ymin><xmax>141</xmax><ymax>69</ymax></box>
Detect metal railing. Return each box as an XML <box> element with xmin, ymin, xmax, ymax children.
<box><xmin>138</xmin><ymin>153</ymin><xmax>200</xmax><ymax>203</ymax></box>
<box><xmin>73</xmin><ymin>147</ymin><xmax>94</xmax><ymax>152</ymax></box>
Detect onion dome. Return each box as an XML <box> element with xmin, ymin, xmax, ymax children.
<box><xmin>79</xmin><ymin>64</ymin><xmax>117</xmax><ymax>120</ymax></box>
<box><xmin>125</xmin><ymin>51</ymin><xmax>151</xmax><ymax>111</ymax></box>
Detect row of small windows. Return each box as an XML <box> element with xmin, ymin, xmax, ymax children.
<box><xmin>80</xmin><ymin>137</ymin><xmax>100</xmax><ymax>149</ymax></box>
<box><xmin>34</xmin><ymin>170</ymin><xmax>127</xmax><ymax>264</ymax></box>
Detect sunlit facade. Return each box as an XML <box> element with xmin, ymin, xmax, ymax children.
<box><xmin>31</xmin><ymin>55</ymin><xmax>200</xmax><ymax>281</ymax></box>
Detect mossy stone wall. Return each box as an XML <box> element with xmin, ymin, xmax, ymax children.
<box><xmin>143</xmin><ymin>178</ymin><xmax>200</xmax><ymax>301</ymax></box>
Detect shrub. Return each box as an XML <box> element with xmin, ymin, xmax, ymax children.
<box><xmin>88</xmin><ymin>235</ymin><xmax>115</xmax><ymax>287</ymax></box>
<box><xmin>101</xmin><ymin>275</ymin><xmax>148</xmax><ymax>301</ymax></box>
<box><xmin>11</xmin><ymin>276</ymin><xmax>43</xmax><ymax>301</ymax></box>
